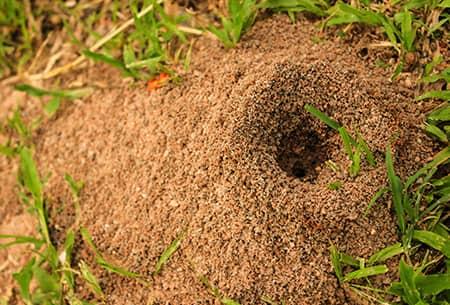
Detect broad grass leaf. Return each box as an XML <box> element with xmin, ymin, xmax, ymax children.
<box><xmin>44</xmin><ymin>97</ymin><xmax>61</xmax><ymax>117</ymax></box>
<box><xmin>427</xmin><ymin>105</ymin><xmax>450</xmax><ymax>122</ymax></box>
<box><xmin>399</xmin><ymin>259</ymin><xmax>421</xmax><ymax>304</ymax></box>
<box><xmin>368</xmin><ymin>243</ymin><xmax>404</xmax><ymax>264</ymax></box>
<box><xmin>416</xmin><ymin>273</ymin><xmax>450</xmax><ymax>296</ymax></box>
<box><xmin>19</xmin><ymin>148</ymin><xmax>42</xmax><ymax>202</ymax></box>
<box><xmin>424</xmin><ymin>123</ymin><xmax>448</xmax><ymax>143</ymax></box>
<box><xmin>0</xmin><ymin>234</ymin><xmax>44</xmax><ymax>249</ymax></box>
<box><xmin>343</xmin><ymin>265</ymin><xmax>388</xmax><ymax>282</ymax></box>
<box><xmin>13</xmin><ymin>259</ymin><xmax>34</xmax><ymax>303</ymax></box>
<box><xmin>413</xmin><ymin>230</ymin><xmax>450</xmax><ymax>257</ymax></box>
<box><xmin>416</xmin><ymin>90</ymin><xmax>450</xmax><ymax>101</ymax></box>
<box><xmin>33</xmin><ymin>265</ymin><xmax>61</xmax><ymax>296</ymax></box>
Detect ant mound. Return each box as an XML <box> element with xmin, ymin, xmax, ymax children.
<box><xmin>32</xmin><ymin>16</ymin><xmax>436</xmax><ymax>305</ymax></box>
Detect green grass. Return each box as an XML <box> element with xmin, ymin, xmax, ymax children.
<box><xmin>208</xmin><ymin>0</ymin><xmax>257</xmax><ymax>48</ymax></box>
<box><xmin>1</xmin><ymin>1</ymin><xmax>449</xmax><ymax>304</ymax></box>
<box><xmin>0</xmin><ymin>0</ymin><xmax>33</xmax><ymax>77</ymax></box>
<box><xmin>0</xmin><ymin>148</ymin><xmax>93</xmax><ymax>305</ymax></box>
<box><xmin>0</xmin><ymin>146</ymin><xmax>149</xmax><ymax>304</ymax></box>
<box><xmin>331</xmin><ymin>146</ymin><xmax>450</xmax><ymax>303</ymax></box>
<box><xmin>304</xmin><ymin>104</ymin><xmax>376</xmax><ymax>177</ymax></box>
<box><xmin>15</xmin><ymin>84</ymin><xmax>93</xmax><ymax>117</ymax></box>
<box><xmin>80</xmin><ymin>227</ymin><xmax>143</xmax><ymax>279</ymax></box>
<box><xmin>153</xmin><ymin>232</ymin><xmax>185</xmax><ymax>276</ymax></box>
<box><xmin>259</xmin><ymin>0</ymin><xmax>329</xmax><ymax>21</ymax></box>
<box><xmin>81</xmin><ymin>0</ymin><xmax>190</xmax><ymax>80</ymax></box>
<box><xmin>200</xmin><ymin>275</ymin><xmax>242</xmax><ymax>305</ymax></box>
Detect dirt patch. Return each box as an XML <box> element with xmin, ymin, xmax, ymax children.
<box><xmin>1</xmin><ymin>15</ymin><xmax>440</xmax><ymax>305</ymax></box>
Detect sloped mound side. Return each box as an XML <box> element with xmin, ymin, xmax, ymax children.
<box><xmin>26</xmin><ymin>15</ymin><xmax>437</xmax><ymax>305</ymax></box>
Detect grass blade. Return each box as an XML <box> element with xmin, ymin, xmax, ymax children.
<box><xmin>83</xmin><ymin>50</ymin><xmax>138</xmax><ymax>78</ymax></box>
<box><xmin>80</xmin><ymin>227</ymin><xmax>141</xmax><ymax>278</ymax></box>
<box><xmin>0</xmin><ymin>234</ymin><xmax>44</xmax><ymax>249</ymax></box>
<box><xmin>368</xmin><ymin>243</ymin><xmax>404</xmax><ymax>264</ymax></box>
<box><xmin>338</xmin><ymin>127</ymin><xmax>354</xmax><ymax>159</ymax></box>
<box><xmin>343</xmin><ymin>265</ymin><xmax>388</xmax><ymax>282</ymax></box>
<box><xmin>412</xmin><ymin>230</ymin><xmax>450</xmax><ymax>257</ymax></box>
<box><xmin>349</xmin><ymin>143</ymin><xmax>361</xmax><ymax>177</ymax></box>
<box><xmin>357</xmin><ymin>133</ymin><xmax>376</xmax><ymax>166</ymax></box>
<box><xmin>153</xmin><ymin>233</ymin><xmax>184</xmax><ymax>275</ymax></box>
<box><xmin>416</xmin><ymin>273</ymin><xmax>450</xmax><ymax>296</ymax></box>
<box><xmin>329</xmin><ymin>244</ymin><xmax>343</xmax><ymax>282</ymax></box>
<box><xmin>416</xmin><ymin>90</ymin><xmax>450</xmax><ymax>101</ymax></box>
<box><xmin>399</xmin><ymin>259</ymin><xmax>421</xmax><ymax>304</ymax></box>
<box><xmin>221</xmin><ymin>298</ymin><xmax>241</xmax><ymax>305</ymax></box>
<box><xmin>15</xmin><ymin>84</ymin><xmax>93</xmax><ymax>100</ymax></box>
<box><xmin>19</xmin><ymin>148</ymin><xmax>51</xmax><ymax>245</ymax></box>
<box><xmin>364</xmin><ymin>187</ymin><xmax>388</xmax><ymax>216</ymax></box>
<box><xmin>304</xmin><ymin>104</ymin><xmax>341</xmax><ymax>130</ymax></box>
<box><xmin>79</xmin><ymin>260</ymin><xmax>104</xmax><ymax>298</ymax></box>
<box><xmin>19</xmin><ymin>148</ymin><xmax>42</xmax><ymax>203</ymax></box>
<box><xmin>386</xmin><ymin>144</ymin><xmax>406</xmax><ymax>233</ymax></box>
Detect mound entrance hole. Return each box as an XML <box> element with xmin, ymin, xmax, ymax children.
<box><xmin>276</xmin><ymin>127</ymin><xmax>331</xmax><ymax>181</ymax></box>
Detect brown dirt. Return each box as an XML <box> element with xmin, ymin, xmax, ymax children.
<box><xmin>0</xmin><ymin>15</ymin><xmax>441</xmax><ymax>305</ymax></box>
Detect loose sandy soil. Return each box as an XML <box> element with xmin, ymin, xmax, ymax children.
<box><xmin>0</xmin><ymin>15</ymin><xmax>442</xmax><ymax>305</ymax></box>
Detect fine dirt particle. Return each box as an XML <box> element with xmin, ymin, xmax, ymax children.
<box><xmin>0</xmin><ymin>15</ymin><xmax>440</xmax><ymax>305</ymax></box>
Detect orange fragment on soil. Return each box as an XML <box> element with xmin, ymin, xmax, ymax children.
<box><xmin>147</xmin><ymin>73</ymin><xmax>170</xmax><ymax>91</ymax></box>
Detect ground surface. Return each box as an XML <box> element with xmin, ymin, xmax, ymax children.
<box><xmin>0</xmin><ymin>15</ymin><xmax>442</xmax><ymax>305</ymax></box>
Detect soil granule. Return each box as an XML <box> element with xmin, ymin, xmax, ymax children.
<box><xmin>1</xmin><ymin>15</ymin><xmax>439</xmax><ymax>305</ymax></box>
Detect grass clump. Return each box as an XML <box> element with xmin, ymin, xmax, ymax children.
<box><xmin>0</xmin><ymin>148</ymin><xmax>92</xmax><ymax>305</ymax></box>
<box><xmin>0</xmin><ymin>0</ymin><xmax>33</xmax><ymax>77</ymax></box>
<box><xmin>259</xmin><ymin>0</ymin><xmax>329</xmax><ymax>21</ymax></box>
<box><xmin>208</xmin><ymin>0</ymin><xmax>257</xmax><ymax>48</ymax></box>
<box><xmin>83</xmin><ymin>0</ymin><xmax>191</xmax><ymax>80</ymax></box>
<box><xmin>0</xmin><ymin>146</ymin><xmax>149</xmax><ymax>303</ymax></box>
<box><xmin>331</xmin><ymin>145</ymin><xmax>450</xmax><ymax>304</ymax></box>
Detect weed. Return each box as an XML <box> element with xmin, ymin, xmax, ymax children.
<box><xmin>208</xmin><ymin>0</ymin><xmax>257</xmax><ymax>48</ymax></box>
